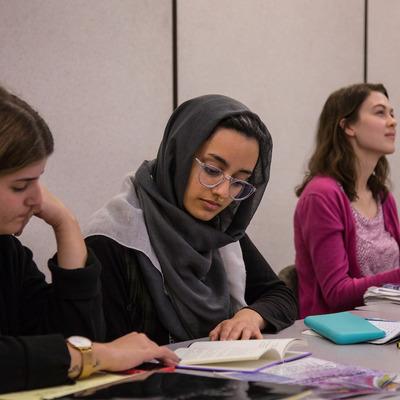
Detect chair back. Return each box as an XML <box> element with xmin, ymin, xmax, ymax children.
<box><xmin>278</xmin><ymin>264</ymin><xmax>298</xmax><ymax>301</ymax></box>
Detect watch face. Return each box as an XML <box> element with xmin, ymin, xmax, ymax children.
<box><xmin>68</xmin><ymin>335</ymin><xmax>92</xmax><ymax>348</ymax></box>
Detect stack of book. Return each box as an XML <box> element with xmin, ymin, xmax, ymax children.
<box><xmin>363</xmin><ymin>285</ymin><xmax>400</xmax><ymax>305</ymax></box>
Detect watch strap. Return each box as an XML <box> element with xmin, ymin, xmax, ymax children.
<box><xmin>78</xmin><ymin>346</ymin><xmax>95</xmax><ymax>379</ymax></box>
<box><xmin>67</xmin><ymin>337</ymin><xmax>95</xmax><ymax>379</ymax></box>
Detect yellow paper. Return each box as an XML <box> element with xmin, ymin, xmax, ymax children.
<box><xmin>0</xmin><ymin>371</ymin><xmax>151</xmax><ymax>400</ymax></box>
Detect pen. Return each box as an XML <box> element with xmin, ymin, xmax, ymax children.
<box><xmin>366</xmin><ymin>318</ymin><xmax>398</xmax><ymax>323</ymax></box>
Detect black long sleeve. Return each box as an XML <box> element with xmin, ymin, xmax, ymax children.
<box><xmin>85</xmin><ymin>235</ymin><xmax>167</xmax><ymax>343</ymax></box>
<box><xmin>87</xmin><ymin>234</ymin><xmax>297</xmax><ymax>345</ymax></box>
<box><xmin>240</xmin><ymin>234</ymin><xmax>298</xmax><ymax>332</ymax></box>
<box><xmin>20</xmin><ymin>250</ymin><xmax>104</xmax><ymax>339</ymax></box>
<box><xmin>0</xmin><ymin>235</ymin><xmax>104</xmax><ymax>393</ymax></box>
<box><xmin>0</xmin><ymin>334</ymin><xmax>70</xmax><ymax>393</ymax></box>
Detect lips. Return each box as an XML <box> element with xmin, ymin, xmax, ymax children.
<box><xmin>16</xmin><ymin>210</ymin><xmax>34</xmax><ymax>221</ymax></box>
<box><xmin>200</xmin><ymin>198</ymin><xmax>222</xmax><ymax>211</ymax></box>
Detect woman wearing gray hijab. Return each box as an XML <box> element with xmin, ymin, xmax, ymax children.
<box><xmin>85</xmin><ymin>94</ymin><xmax>297</xmax><ymax>344</ymax></box>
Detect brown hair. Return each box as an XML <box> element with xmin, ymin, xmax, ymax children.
<box><xmin>296</xmin><ymin>83</ymin><xmax>390</xmax><ymax>200</ymax></box>
<box><xmin>0</xmin><ymin>85</ymin><xmax>54</xmax><ymax>176</ymax></box>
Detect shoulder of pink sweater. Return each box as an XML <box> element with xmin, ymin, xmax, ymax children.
<box><xmin>383</xmin><ymin>191</ymin><xmax>397</xmax><ymax>207</ymax></box>
<box><xmin>382</xmin><ymin>192</ymin><xmax>399</xmax><ymax>222</ymax></box>
<box><xmin>301</xmin><ymin>175</ymin><xmax>343</xmax><ymax>198</ymax></box>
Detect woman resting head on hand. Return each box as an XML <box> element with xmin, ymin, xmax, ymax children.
<box><xmin>294</xmin><ymin>83</ymin><xmax>400</xmax><ymax>318</ymax></box>
<box><xmin>0</xmin><ymin>85</ymin><xmax>178</xmax><ymax>394</ymax></box>
<box><xmin>0</xmin><ymin>86</ymin><xmax>88</xmax><ymax>268</ymax></box>
<box><xmin>86</xmin><ymin>94</ymin><xmax>298</xmax><ymax>343</ymax></box>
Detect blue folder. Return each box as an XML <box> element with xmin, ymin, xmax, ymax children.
<box><xmin>304</xmin><ymin>311</ymin><xmax>385</xmax><ymax>344</ymax></box>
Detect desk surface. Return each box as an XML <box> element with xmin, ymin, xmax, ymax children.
<box><xmin>265</xmin><ymin>318</ymin><xmax>399</xmax><ymax>373</ymax></box>
<box><xmin>170</xmin><ymin>303</ymin><xmax>400</xmax><ymax>374</ymax></box>
<box><xmin>6</xmin><ymin>304</ymin><xmax>397</xmax><ymax>400</ymax></box>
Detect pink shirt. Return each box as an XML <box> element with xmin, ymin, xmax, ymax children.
<box><xmin>352</xmin><ymin>202</ymin><xmax>399</xmax><ymax>276</ymax></box>
<box><xmin>294</xmin><ymin>176</ymin><xmax>400</xmax><ymax>318</ymax></box>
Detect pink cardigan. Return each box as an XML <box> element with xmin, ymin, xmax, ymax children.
<box><xmin>294</xmin><ymin>176</ymin><xmax>400</xmax><ymax>318</ymax></box>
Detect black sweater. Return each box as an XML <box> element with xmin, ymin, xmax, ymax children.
<box><xmin>86</xmin><ymin>234</ymin><xmax>297</xmax><ymax>344</ymax></box>
<box><xmin>0</xmin><ymin>235</ymin><xmax>104</xmax><ymax>394</ymax></box>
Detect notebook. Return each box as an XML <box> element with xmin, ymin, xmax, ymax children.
<box><xmin>366</xmin><ymin>319</ymin><xmax>400</xmax><ymax>344</ymax></box>
<box><xmin>304</xmin><ymin>311</ymin><xmax>385</xmax><ymax>344</ymax></box>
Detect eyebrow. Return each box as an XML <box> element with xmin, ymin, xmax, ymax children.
<box><xmin>207</xmin><ymin>153</ymin><xmax>253</xmax><ymax>175</ymax></box>
<box><xmin>13</xmin><ymin>177</ymin><xmax>39</xmax><ymax>183</ymax></box>
<box><xmin>12</xmin><ymin>168</ymin><xmax>45</xmax><ymax>183</ymax></box>
<box><xmin>372</xmin><ymin>103</ymin><xmax>394</xmax><ymax>113</ymax></box>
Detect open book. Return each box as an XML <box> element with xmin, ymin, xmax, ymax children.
<box><xmin>175</xmin><ymin>338</ymin><xmax>310</xmax><ymax>373</ymax></box>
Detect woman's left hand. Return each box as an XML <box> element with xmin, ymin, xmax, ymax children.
<box><xmin>34</xmin><ymin>185</ymin><xmax>74</xmax><ymax>229</ymax></box>
<box><xmin>35</xmin><ymin>185</ymin><xmax>87</xmax><ymax>269</ymax></box>
<box><xmin>208</xmin><ymin>308</ymin><xmax>266</xmax><ymax>341</ymax></box>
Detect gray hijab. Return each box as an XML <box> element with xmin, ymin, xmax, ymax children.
<box><xmin>132</xmin><ymin>94</ymin><xmax>272</xmax><ymax>340</ymax></box>
<box><xmin>86</xmin><ymin>95</ymin><xmax>272</xmax><ymax>341</ymax></box>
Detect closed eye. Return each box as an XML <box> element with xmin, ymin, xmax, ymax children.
<box><xmin>231</xmin><ymin>180</ymin><xmax>246</xmax><ymax>189</ymax></box>
<box><xmin>203</xmin><ymin>164</ymin><xmax>222</xmax><ymax>177</ymax></box>
<box><xmin>12</xmin><ymin>185</ymin><xmax>28</xmax><ymax>193</ymax></box>
<box><xmin>10</xmin><ymin>178</ymin><xmax>36</xmax><ymax>193</ymax></box>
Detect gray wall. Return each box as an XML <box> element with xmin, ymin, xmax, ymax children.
<box><xmin>0</xmin><ymin>0</ymin><xmax>172</xmax><ymax>274</ymax></box>
<box><xmin>369</xmin><ymin>0</ymin><xmax>400</xmax><ymax>196</ymax></box>
<box><xmin>0</xmin><ymin>0</ymin><xmax>398</xmax><ymax>277</ymax></box>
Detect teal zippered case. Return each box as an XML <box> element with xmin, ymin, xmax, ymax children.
<box><xmin>304</xmin><ymin>311</ymin><xmax>385</xmax><ymax>344</ymax></box>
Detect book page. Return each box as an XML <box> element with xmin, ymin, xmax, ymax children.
<box><xmin>175</xmin><ymin>338</ymin><xmax>300</xmax><ymax>365</ymax></box>
<box><xmin>259</xmin><ymin>338</ymin><xmax>301</xmax><ymax>360</ymax></box>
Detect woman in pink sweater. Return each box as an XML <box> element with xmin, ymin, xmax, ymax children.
<box><xmin>294</xmin><ymin>83</ymin><xmax>400</xmax><ymax>318</ymax></box>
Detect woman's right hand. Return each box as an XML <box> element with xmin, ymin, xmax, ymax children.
<box><xmin>94</xmin><ymin>332</ymin><xmax>179</xmax><ymax>372</ymax></box>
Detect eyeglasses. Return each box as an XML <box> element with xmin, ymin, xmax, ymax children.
<box><xmin>194</xmin><ymin>158</ymin><xmax>256</xmax><ymax>201</ymax></box>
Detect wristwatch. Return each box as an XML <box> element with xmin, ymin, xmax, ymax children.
<box><xmin>67</xmin><ymin>336</ymin><xmax>95</xmax><ymax>379</ymax></box>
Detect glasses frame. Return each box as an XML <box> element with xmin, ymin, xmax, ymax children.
<box><xmin>194</xmin><ymin>158</ymin><xmax>256</xmax><ymax>201</ymax></box>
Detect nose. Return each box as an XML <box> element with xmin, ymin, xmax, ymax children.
<box><xmin>210</xmin><ymin>178</ymin><xmax>231</xmax><ymax>199</ymax></box>
<box><xmin>389</xmin><ymin>114</ymin><xmax>397</xmax><ymax>127</ymax></box>
<box><xmin>25</xmin><ymin>182</ymin><xmax>42</xmax><ymax>208</ymax></box>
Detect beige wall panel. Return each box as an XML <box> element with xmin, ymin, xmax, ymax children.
<box><xmin>0</xmin><ymin>0</ymin><xmax>172</xmax><ymax>275</ymax></box>
<box><xmin>178</xmin><ymin>0</ymin><xmax>364</xmax><ymax>272</ymax></box>
<box><xmin>368</xmin><ymin>0</ymin><xmax>400</xmax><ymax>203</ymax></box>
